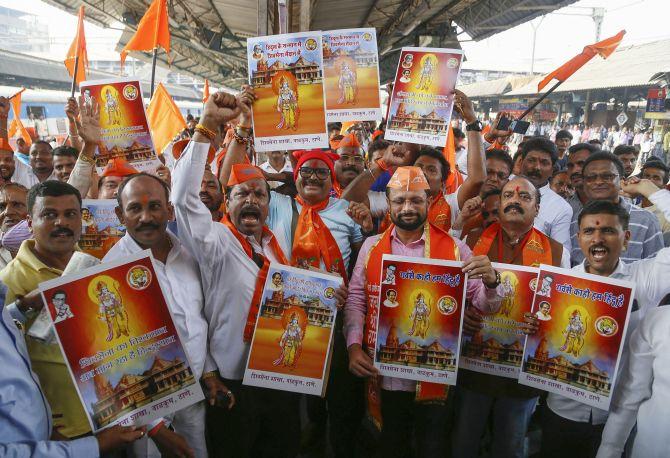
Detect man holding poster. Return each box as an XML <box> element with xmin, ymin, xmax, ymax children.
<box><xmin>384</xmin><ymin>47</ymin><xmax>463</xmax><ymax>147</ymax></box>
<box><xmin>538</xmin><ymin>178</ymin><xmax>670</xmax><ymax>458</ymax></box>
<box><xmin>344</xmin><ymin>166</ymin><xmax>501</xmax><ymax>457</ymax></box>
<box><xmin>454</xmin><ymin>176</ymin><xmax>570</xmax><ymax>458</ymax></box>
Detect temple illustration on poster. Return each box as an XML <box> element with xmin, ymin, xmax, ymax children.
<box><xmin>389</xmin><ymin>102</ymin><xmax>448</xmax><ymax>134</ymax></box>
<box><xmin>523</xmin><ymin>337</ymin><xmax>611</xmax><ymax>395</ymax></box>
<box><xmin>462</xmin><ymin>333</ymin><xmax>524</xmax><ymax>366</ymax></box>
<box><xmin>261</xmin><ymin>287</ymin><xmax>334</xmax><ymax>328</ymax></box>
<box><xmin>377</xmin><ymin>323</ymin><xmax>456</xmax><ymax>370</ymax></box>
<box><xmin>251</xmin><ymin>56</ymin><xmax>322</xmax><ymax>87</ymax></box>
<box><xmin>95</xmin><ymin>140</ymin><xmax>155</xmax><ymax>169</ymax></box>
<box><xmin>322</xmin><ymin>44</ymin><xmax>378</xmax><ymax>67</ymax></box>
<box><xmin>92</xmin><ymin>356</ymin><xmax>195</xmax><ymax>427</ymax></box>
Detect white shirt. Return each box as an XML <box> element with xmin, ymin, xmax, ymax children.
<box><xmin>597</xmin><ymin>307</ymin><xmax>670</xmax><ymax>458</ymax></box>
<box><xmin>172</xmin><ymin>141</ymin><xmax>289</xmax><ymax>380</ymax></box>
<box><xmin>259</xmin><ymin>159</ymin><xmax>292</xmax><ymax>189</ymax></box>
<box><xmin>12</xmin><ymin>159</ymin><xmax>56</xmax><ymax>189</ymax></box>
<box><xmin>103</xmin><ymin>232</ymin><xmax>215</xmax><ymax>379</ymax></box>
<box><xmin>535</xmin><ymin>184</ymin><xmax>573</xmax><ymax>250</ymax></box>
<box><xmin>548</xmin><ymin>190</ymin><xmax>670</xmax><ymax>425</ymax></box>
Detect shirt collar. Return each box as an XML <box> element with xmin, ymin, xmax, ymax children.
<box><xmin>15</xmin><ymin>239</ymin><xmax>64</xmax><ymax>275</ymax></box>
<box><xmin>118</xmin><ymin>229</ymin><xmax>181</xmax><ymax>261</ymax></box>
<box><xmin>390</xmin><ymin>226</ymin><xmax>426</xmax><ymax>247</ymax></box>
<box><xmin>574</xmin><ymin>258</ymin><xmax>630</xmax><ymax>278</ymax></box>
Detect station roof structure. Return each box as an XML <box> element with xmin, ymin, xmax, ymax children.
<box><xmin>40</xmin><ymin>0</ymin><xmax>577</xmax><ymax>86</ymax></box>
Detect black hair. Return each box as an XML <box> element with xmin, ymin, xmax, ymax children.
<box><xmin>414</xmin><ymin>147</ymin><xmax>450</xmax><ymax>182</ymax></box>
<box><xmin>568</xmin><ymin>142</ymin><xmax>599</xmax><ymax>156</ymax></box>
<box><xmin>0</xmin><ymin>182</ymin><xmax>28</xmax><ymax>194</ymax></box>
<box><xmin>116</xmin><ymin>172</ymin><xmax>171</xmax><ymax>208</ymax></box>
<box><xmin>27</xmin><ymin>180</ymin><xmax>81</xmax><ymax>214</ymax></box>
<box><xmin>52</xmin><ymin>289</ymin><xmax>67</xmax><ymax>298</ymax></box>
<box><xmin>641</xmin><ymin>159</ymin><xmax>670</xmax><ymax>183</ymax></box>
<box><xmin>30</xmin><ymin>140</ymin><xmax>53</xmax><ymax>151</ymax></box>
<box><xmin>481</xmin><ymin>188</ymin><xmax>502</xmax><ymax>200</ymax></box>
<box><xmin>578</xmin><ymin>200</ymin><xmax>630</xmax><ymax>231</ymax></box>
<box><xmin>486</xmin><ymin>149</ymin><xmax>514</xmax><ymax>175</ymax></box>
<box><xmin>555</xmin><ymin>129</ymin><xmax>573</xmax><ymax>141</ymax></box>
<box><xmin>612</xmin><ymin>145</ymin><xmax>639</xmax><ymax>157</ymax></box>
<box><xmin>52</xmin><ymin>146</ymin><xmax>79</xmax><ymax>160</ymax></box>
<box><xmin>328</xmin><ymin>122</ymin><xmax>342</xmax><ymax>133</ymax></box>
<box><xmin>368</xmin><ymin>139</ymin><xmax>390</xmax><ymax>161</ymax></box>
<box><xmin>452</xmin><ymin>127</ymin><xmax>465</xmax><ymax>140</ymax></box>
<box><xmin>520</xmin><ymin>136</ymin><xmax>558</xmax><ymax>165</ymax></box>
<box><xmin>588</xmin><ymin>139</ymin><xmax>603</xmax><ymax>146</ymax></box>
<box><xmin>582</xmin><ymin>151</ymin><xmax>625</xmax><ymax>178</ymax></box>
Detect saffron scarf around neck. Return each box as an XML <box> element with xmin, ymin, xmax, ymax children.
<box><xmin>221</xmin><ymin>215</ymin><xmax>288</xmax><ymax>342</ymax></box>
<box><xmin>291</xmin><ymin>196</ymin><xmax>348</xmax><ymax>282</ymax></box>
<box><xmin>472</xmin><ymin>222</ymin><xmax>553</xmax><ymax>267</ymax></box>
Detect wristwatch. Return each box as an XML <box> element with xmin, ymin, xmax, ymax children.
<box><xmin>485</xmin><ymin>270</ymin><xmax>501</xmax><ymax>289</ymax></box>
<box><xmin>465</xmin><ymin>120</ymin><xmax>483</xmax><ymax>132</ymax></box>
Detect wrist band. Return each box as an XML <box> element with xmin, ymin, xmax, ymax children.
<box><xmin>237</xmin><ymin>123</ymin><xmax>251</xmax><ymax>131</ymax></box>
<box><xmin>201</xmin><ymin>371</ymin><xmax>218</xmax><ymax>380</ymax></box>
<box><xmin>195</xmin><ymin>124</ymin><xmax>217</xmax><ymax>141</ymax></box>
<box><xmin>78</xmin><ymin>153</ymin><xmax>95</xmax><ymax>165</ymax></box>
<box><xmin>375</xmin><ymin>158</ymin><xmax>390</xmax><ymax>172</ymax></box>
<box><xmin>233</xmin><ymin>129</ymin><xmax>252</xmax><ymax>146</ymax></box>
<box><xmin>147</xmin><ymin>421</ymin><xmax>165</xmax><ymax>437</ymax></box>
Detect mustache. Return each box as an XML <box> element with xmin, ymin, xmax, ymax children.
<box><xmin>503</xmin><ymin>203</ymin><xmax>524</xmax><ymax>214</ymax></box>
<box><xmin>526</xmin><ymin>170</ymin><xmax>542</xmax><ymax>178</ymax></box>
<box><xmin>239</xmin><ymin>205</ymin><xmax>261</xmax><ymax>218</ymax></box>
<box><xmin>342</xmin><ymin>165</ymin><xmax>359</xmax><ymax>173</ymax></box>
<box><xmin>136</xmin><ymin>222</ymin><xmax>160</xmax><ymax>232</ymax></box>
<box><xmin>50</xmin><ymin>228</ymin><xmax>74</xmax><ymax>237</ymax></box>
<box><xmin>304</xmin><ymin>178</ymin><xmax>323</xmax><ymax>187</ymax></box>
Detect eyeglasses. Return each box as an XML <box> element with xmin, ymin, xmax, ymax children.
<box><xmin>299</xmin><ymin>167</ymin><xmax>330</xmax><ymax>180</ymax></box>
<box><xmin>339</xmin><ymin>155</ymin><xmax>364</xmax><ymax>164</ymax></box>
<box><xmin>583</xmin><ymin>173</ymin><xmax>619</xmax><ymax>183</ymax></box>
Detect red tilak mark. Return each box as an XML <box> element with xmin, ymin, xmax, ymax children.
<box><xmin>515</xmin><ymin>186</ymin><xmax>520</xmax><ymax>192</ymax></box>
<box><xmin>596</xmin><ymin>220</ymin><xmax>600</xmax><ymax>226</ymax></box>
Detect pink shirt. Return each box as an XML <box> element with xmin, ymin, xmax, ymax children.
<box><xmin>344</xmin><ymin>228</ymin><xmax>502</xmax><ymax>392</ymax></box>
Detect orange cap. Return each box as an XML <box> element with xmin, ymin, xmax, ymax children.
<box><xmin>336</xmin><ymin>132</ymin><xmax>361</xmax><ymax>149</ymax></box>
<box><xmin>172</xmin><ymin>139</ymin><xmax>216</xmax><ymax>163</ymax></box>
<box><xmin>227</xmin><ymin>163</ymin><xmax>265</xmax><ymax>187</ymax></box>
<box><xmin>101</xmin><ymin>158</ymin><xmax>139</xmax><ymax>178</ymax></box>
<box><xmin>0</xmin><ymin>138</ymin><xmax>13</xmax><ymax>153</ymax></box>
<box><xmin>387</xmin><ymin>166</ymin><xmax>430</xmax><ymax>191</ymax></box>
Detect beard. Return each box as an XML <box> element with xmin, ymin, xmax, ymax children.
<box><xmin>391</xmin><ymin>212</ymin><xmax>426</xmax><ymax>231</ymax></box>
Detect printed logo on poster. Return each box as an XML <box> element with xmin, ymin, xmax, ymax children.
<box><xmin>122</xmin><ymin>84</ymin><xmax>139</xmax><ymax>100</ymax></box>
<box><xmin>127</xmin><ymin>265</ymin><xmax>152</xmax><ymax>290</ymax></box>
<box><xmin>305</xmin><ymin>38</ymin><xmax>318</xmax><ymax>50</ymax></box>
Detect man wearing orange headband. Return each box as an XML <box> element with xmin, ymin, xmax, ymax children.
<box><xmin>172</xmin><ymin>90</ymin><xmax>348</xmax><ymax>457</ymax></box>
<box><xmin>344</xmin><ymin>166</ymin><xmax>502</xmax><ymax>457</ymax></box>
<box><xmin>333</xmin><ymin>132</ymin><xmax>366</xmax><ymax>197</ymax></box>
<box><xmin>219</xmin><ymin>87</ymin><xmax>373</xmax><ymax>458</ymax></box>
<box><xmin>341</xmin><ymin>90</ymin><xmax>486</xmax><ymax>234</ymax></box>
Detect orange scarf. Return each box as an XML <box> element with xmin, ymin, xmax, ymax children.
<box><xmin>363</xmin><ymin>222</ymin><xmax>459</xmax><ymax>420</ymax></box>
<box><xmin>472</xmin><ymin>222</ymin><xmax>553</xmax><ymax>267</ymax></box>
<box><xmin>291</xmin><ymin>196</ymin><xmax>348</xmax><ymax>282</ymax></box>
<box><xmin>221</xmin><ymin>215</ymin><xmax>289</xmax><ymax>342</ymax></box>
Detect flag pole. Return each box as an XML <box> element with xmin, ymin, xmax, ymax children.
<box><xmin>150</xmin><ymin>47</ymin><xmax>158</xmax><ymax>98</ymax></box>
<box><xmin>517</xmin><ymin>80</ymin><xmax>563</xmax><ymax>120</ymax></box>
<box><xmin>70</xmin><ymin>55</ymin><xmax>80</xmax><ymax>98</ymax></box>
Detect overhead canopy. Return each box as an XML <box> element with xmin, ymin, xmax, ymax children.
<box><xmin>41</xmin><ymin>0</ymin><xmax>577</xmax><ymax>86</ymax></box>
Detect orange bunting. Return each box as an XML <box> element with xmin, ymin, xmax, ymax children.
<box><xmin>146</xmin><ymin>83</ymin><xmax>186</xmax><ymax>155</ymax></box>
<box><xmin>7</xmin><ymin>89</ymin><xmax>31</xmax><ymax>146</ymax></box>
<box><xmin>202</xmin><ymin>79</ymin><xmax>210</xmax><ymax>104</ymax></box>
<box><xmin>538</xmin><ymin>30</ymin><xmax>625</xmax><ymax>91</ymax></box>
<box><xmin>386</xmin><ymin>166</ymin><xmax>430</xmax><ymax>191</ymax></box>
<box><xmin>120</xmin><ymin>0</ymin><xmax>171</xmax><ymax>65</ymax></box>
<box><xmin>64</xmin><ymin>6</ymin><xmax>89</xmax><ymax>85</ymax></box>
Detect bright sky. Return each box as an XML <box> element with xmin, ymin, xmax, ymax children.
<box><xmin>0</xmin><ymin>0</ymin><xmax>668</xmax><ymax>75</ymax></box>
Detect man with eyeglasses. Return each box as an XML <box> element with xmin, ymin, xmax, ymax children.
<box><xmin>565</xmin><ymin>143</ymin><xmax>599</xmax><ymax>216</ymax></box>
<box><xmin>220</xmin><ymin>86</ymin><xmax>369</xmax><ymax>458</ymax></box>
<box><xmin>569</xmin><ymin>151</ymin><xmax>663</xmax><ymax>266</ymax></box>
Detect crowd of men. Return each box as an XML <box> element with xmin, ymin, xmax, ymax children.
<box><xmin>1</xmin><ymin>85</ymin><xmax>670</xmax><ymax>458</ymax></box>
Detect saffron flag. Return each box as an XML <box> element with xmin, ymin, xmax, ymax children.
<box><xmin>202</xmin><ymin>79</ymin><xmax>210</xmax><ymax>104</ymax></box>
<box><xmin>64</xmin><ymin>6</ymin><xmax>89</xmax><ymax>85</ymax></box>
<box><xmin>147</xmin><ymin>83</ymin><xmax>186</xmax><ymax>155</ymax></box>
<box><xmin>8</xmin><ymin>89</ymin><xmax>31</xmax><ymax>146</ymax></box>
<box><xmin>120</xmin><ymin>0</ymin><xmax>170</xmax><ymax>65</ymax></box>
<box><xmin>538</xmin><ymin>30</ymin><xmax>625</xmax><ymax>91</ymax></box>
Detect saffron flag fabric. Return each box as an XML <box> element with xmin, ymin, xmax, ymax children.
<box><xmin>120</xmin><ymin>0</ymin><xmax>171</xmax><ymax>65</ymax></box>
<box><xmin>7</xmin><ymin>89</ymin><xmax>31</xmax><ymax>146</ymax></box>
<box><xmin>537</xmin><ymin>30</ymin><xmax>625</xmax><ymax>91</ymax></box>
<box><xmin>202</xmin><ymin>79</ymin><xmax>210</xmax><ymax>104</ymax></box>
<box><xmin>146</xmin><ymin>83</ymin><xmax>186</xmax><ymax>155</ymax></box>
<box><xmin>64</xmin><ymin>6</ymin><xmax>89</xmax><ymax>85</ymax></box>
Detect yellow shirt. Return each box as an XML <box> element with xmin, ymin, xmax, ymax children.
<box><xmin>0</xmin><ymin>240</ymin><xmax>92</xmax><ymax>438</ymax></box>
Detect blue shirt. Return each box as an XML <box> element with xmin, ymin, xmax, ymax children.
<box><xmin>267</xmin><ymin>192</ymin><xmax>363</xmax><ymax>270</ymax></box>
<box><xmin>0</xmin><ymin>283</ymin><xmax>99</xmax><ymax>457</ymax></box>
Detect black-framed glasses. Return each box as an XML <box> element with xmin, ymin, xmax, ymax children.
<box><xmin>583</xmin><ymin>173</ymin><xmax>619</xmax><ymax>183</ymax></box>
<box><xmin>299</xmin><ymin>167</ymin><xmax>330</xmax><ymax>180</ymax></box>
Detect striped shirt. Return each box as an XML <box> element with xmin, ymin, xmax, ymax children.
<box><xmin>570</xmin><ymin>197</ymin><xmax>664</xmax><ymax>266</ymax></box>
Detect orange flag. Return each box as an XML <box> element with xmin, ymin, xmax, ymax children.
<box><xmin>442</xmin><ymin>126</ymin><xmax>463</xmax><ymax>194</ymax></box>
<box><xmin>146</xmin><ymin>83</ymin><xmax>186</xmax><ymax>155</ymax></box>
<box><xmin>538</xmin><ymin>30</ymin><xmax>625</xmax><ymax>91</ymax></box>
<box><xmin>7</xmin><ymin>89</ymin><xmax>31</xmax><ymax>146</ymax></box>
<box><xmin>203</xmin><ymin>79</ymin><xmax>210</xmax><ymax>104</ymax></box>
<box><xmin>64</xmin><ymin>6</ymin><xmax>88</xmax><ymax>85</ymax></box>
<box><xmin>120</xmin><ymin>0</ymin><xmax>170</xmax><ymax>65</ymax></box>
